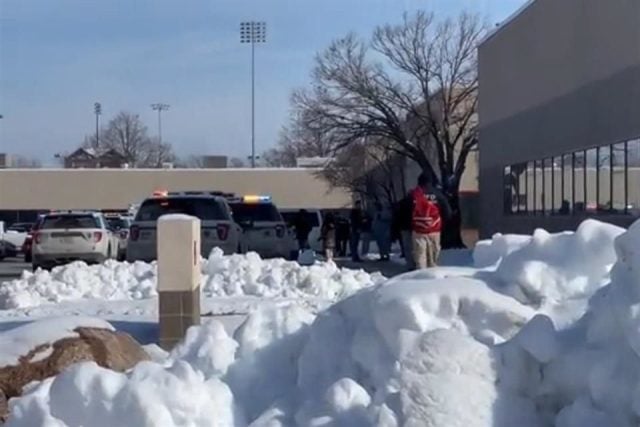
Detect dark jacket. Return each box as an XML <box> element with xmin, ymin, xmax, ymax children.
<box><xmin>396</xmin><ymin>195</ymin><xmax>414</xmax><ymax>231</ymax></box>
<box><xmin>350</xmin><ymin>208</ymin><xmax>363</xmax><ymax>233</ymax></box>
<box><xmin>293</xmin><ymin>213</ymin><xmax>312</xmax><ymax>240</ymax></box>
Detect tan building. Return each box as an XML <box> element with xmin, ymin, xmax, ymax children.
<box><xmin>0</xmin><ymin>168</ymin><xmax>351</xmax><ymax>213</ymax></box>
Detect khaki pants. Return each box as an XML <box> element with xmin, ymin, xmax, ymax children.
<box><xmin>412</xmin><ymin>232</ymin><xmax>441</xmax><ymax>269</ymax></box>
<box><xmin>324</xmin><ymin>248</ymin><xmax>334</xmax><ymax>262</ymax></box>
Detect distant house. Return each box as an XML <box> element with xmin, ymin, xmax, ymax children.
<box><xmin>64</xmin><ymin>148</ymin><xmax>127</xmax><ymax>169</ymax></box>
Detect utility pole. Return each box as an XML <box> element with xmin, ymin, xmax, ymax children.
<box><xmin>151</xmin><ymin>103</ymin><xmax>170</xmax><ymax>145</ymax></box>
<box><xmin>240</xmin><ymin>21</ymin><xmax>267</xmax><ymax>168</ymax></box>
<box><xmin>94</xmin><ymin>102</ymin><xmax>102</xmax><ymax>147</ymax></box>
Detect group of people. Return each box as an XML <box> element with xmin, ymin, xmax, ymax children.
<box><xmin>292</xmin><ymin>173</ymin><xmax>450</xmax><ymax>270</ymax></box>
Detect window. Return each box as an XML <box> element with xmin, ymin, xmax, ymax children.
<box><xmin>561</xmin><ymin>153</ymin><xmax>572</xmax><ymax>214</ymax></box>
<box><xmin>42</xmin><ymin>214</ymin><xmax>99</xmax><ymax>229</ymax></box>
<box><xmin>136</xmin><ymin>198</ymin><xmax>229</xmax><ymax>221</ymax></box>
<box><xmin>628</xmin><ymin>139</ymin><xmax>640</xmax><ymax>215</ymax></box>
<box><xmin>230</xmin><ymin>203</ymin><xmax>283</xmax><ymax>223</ymax></box>
<box><xmin>612</xmin><ymin>142</ymin><xmax>626</xmax><ymax>213</ymax></box>
<box><xmin>504</xmin><ymin>137</ymin><xmax>640</xmax><ymax>217</ymax></box>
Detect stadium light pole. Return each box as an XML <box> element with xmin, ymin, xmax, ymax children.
<box><xmin>240</xmin><ymin>21</ymin><xmax>266</xmax><ymax>168</ymax></box>
<box><xmin>94</xmin><ymin>102</ymin><xmax>102</xmax><ymax>147</ymax></box>
<box><xmin>151</xmin><ymin>103</ymin><xmax>170</xmax><ymax>145</ymax></box>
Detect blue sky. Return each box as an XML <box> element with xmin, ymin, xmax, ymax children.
<box><xmin>0</xmin><ymin>0</ymin><xmax>527</xmax><ymax>164</ymax></box>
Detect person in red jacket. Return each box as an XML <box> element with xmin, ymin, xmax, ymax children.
<box><xmin>411</xmin><ymin>174</ymin><xmax>443</xmax><ymax>269</ymax></box>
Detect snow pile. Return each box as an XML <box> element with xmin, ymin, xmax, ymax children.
<box><xmin>0</xmin><ymin>249</ymin><xmax>383</xmax><ymax>310</ymax></box>
<box><xmin>472</xmin><ymin>220</ymin><xmax>624</xmax><ymax>324</ymax></box>
<box><xmin>476</xmin><ymin>218</ymin><xmax>640</xmax><ymax>426</ymax></box>
<box><xmin>202</xmin><ymin>249</ymin><xmax>381</xmax><ymax>300</ymax></box>
<box><xmin>0</xmin><ymin>316</ymin><xmax>113</xmax><ymax>366</ymax></box>
<box><xmin>0</xmin><ymin>260</ymin><xmax>156</xmax><ymax>310</ymax></box>
<box><xmin>4</xmin><ymin>219</ymin><xmax>634</xmax><ymax>426</ymax></box>
<box><xmin>7</xmin><ymin>361</ymin><xmax>244</xmax><ymax>427</ymax></box>
<box><xmin>6</xmin><ymin>275</ymin><xmax>539</xmax><ymax>426</ymax></box>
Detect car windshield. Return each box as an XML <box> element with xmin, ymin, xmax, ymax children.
<box><xmin>230</xmin><ymin>203</ymin><xmax>282</xmax><ymax>223</ymax></box>
<box><xmin>135</xmin><ymin>198</ymin><xmax>229</xmax><ymax>222</ymax></box>
<box><xmin>106</xmin><ymin>217</ymin><xmax>130</xmax><ymax>230</ymax></box>
<box><xmin>41</xmin><ymin>215</ymin><xmax>99</xmax><ymax>229</ymax></box>
<box><xmin>281</xmin><ymin>212</ymin><xmax>320</xmax><ymax>227</ymax></box>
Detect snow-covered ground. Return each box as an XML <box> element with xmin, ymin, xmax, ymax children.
<box><xmin>1</xmin><ymin>219</ymin><xmax>635</xmax><ymax>426</ymax></box>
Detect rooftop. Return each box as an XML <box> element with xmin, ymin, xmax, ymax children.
<box><xmin>480</xmin><ymin>0</ymin><xmax>536</xmax><ymax>45</ymax></box>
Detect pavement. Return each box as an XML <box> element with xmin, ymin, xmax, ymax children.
<box><xmin>0</xmin><ymin>257</ymin><xmax>30</xmax><ymax>281</ymax></box>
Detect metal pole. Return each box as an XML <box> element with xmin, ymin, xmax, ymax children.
<box><xmin>251</xmin><ymin>31</ymin><xmax>256</xmax><ymax>168</ymax></box>
<box><xmin>96</xmin><ymin>113</ymin><xmax>100</xmax><ymax>147</ymax></box>
<box><xmin>158</xmin><ymin>109</ymin><xmax>163</xmax><ymax>145</ymax></box>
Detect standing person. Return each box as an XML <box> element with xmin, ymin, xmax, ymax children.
<box><xmin>411</xmin><ymin>174</ymin><xmax>443</xmax><ymax>269</ymax></box>
<box><xmin>372</xmin><ymin>201</ymin><xmax>392</xmax><ymax>261</ymax></box>
<box><xmin>349</xmin><ymin>201</ymin><xmax>364</xmax><ymax>262</ymax></box>
<box><xmin>293</xmin><ymin>209</ymin><xmax>312</xmax><ymax>251</ymax></box>
<box><xmin>360</xmin><ymin>211</ymin><xmax>373</xmax><ymax>256</ymax></box>
<box><xmin>391</xmin><ymin>201</ymin><xmax>404</xmax><ymax>258</ymax></box>
<box><xmin>336</xmin><ymin>215</ymin><xmax>350</xmax><ymax>257</ymax></box>
<box><xmin>397</xmin><ymin>193</ymin><xmax>415</xmax><ymax>269</ymax></box>
<box><xmin>319</xmin><ymin>213</ymin><xmax>337</xmax><ymax>262</ymax></box>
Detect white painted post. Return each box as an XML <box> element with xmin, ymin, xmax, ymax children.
<box><xmin>157</xmin><ymin>214</ymin><xmax>201</xmax><ymax>350</ymax></box>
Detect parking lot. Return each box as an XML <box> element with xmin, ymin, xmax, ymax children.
<box><xmin>0</xmin><ymin>257</ymin><xmax>30</xmax><ymax>281</ymax></box>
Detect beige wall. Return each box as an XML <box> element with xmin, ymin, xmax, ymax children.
<box><xmin>480</xmin><ymin>0</ymin><xmax>640</xmax><ymax>127</ymax></box>
<box><xmin>0</xmin><ymin>168</ymin><xmax>352</xmax><ymax>210</ymax></box>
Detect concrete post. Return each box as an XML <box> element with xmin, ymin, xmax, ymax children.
<box><xmin>157</xmin><ymin>214</ymin><xmax>201</xmax><ymax>350</ymax></box>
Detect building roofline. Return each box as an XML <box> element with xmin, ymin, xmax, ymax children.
<box><xmin>0</xmin><ymin>167</ymin><xmax>325</xmax><ymax>172</ymax></box>
<box><xmin>480</xmin><ymin>0</ymin><xmax>536</xmax><ymax>46</ymax></box>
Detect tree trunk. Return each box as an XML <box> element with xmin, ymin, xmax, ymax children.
<box><xmin>441</xmin><ymin>191</ymin><xmax>465</xmax><ymax>249</ymax></box>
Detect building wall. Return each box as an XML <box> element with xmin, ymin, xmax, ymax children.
<box><xmin>0</xmin><ymin>169</ymin><xmax>352</xmax><ymax>211</ymax></box>
<box><xmin>479</xmin><ymin>0</ymin><xmax>640</xmax><ymax>237</ymax></box>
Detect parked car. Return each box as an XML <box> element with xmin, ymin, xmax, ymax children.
<box><xmin>105</xmin><ymin>214</ymin><xmax>132</xmax><ymax>261</ymax></box>
<box><xmin>229</xmin><ymin>195</ymin><xmax>297</xmax><ymax>259</ymax></box>
<box><xmin>126</xmin><ymin>193</ymin><xmax>242</xmax><ymax>262</ymax></box>
<box><xmin>31</xmin><ymin>211</ymin><xmax>119</xmax><ymax>270</ymax></box>
<box><xmin>0</xmin><ymin>240</ymin><xmax>18</xmax><ymax>260</ymax></box>
<box><xmin>2</xmin><ymin>222</ymin><xmax>32</xmax><ymax>249</ymax></box>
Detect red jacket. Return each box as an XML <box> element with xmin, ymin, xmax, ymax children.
<box><xmin>411</xmin><ymin>187</ymin><xmax>441</xmax><ymax>234</ymax></box>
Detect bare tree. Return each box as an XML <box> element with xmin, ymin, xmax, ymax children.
<box><xmin>320</xmin><ymin>140</ymin><xmax>406</xmax><ymax>207</ymax></box>
<box><xmin>178</xmin><ymin>155</ymin><xmax>206</xmax><ymax>168</ymax></box>
<box><xmin>263</xmin><ymin>111</ymin><xmax>336</xmax><ymax>167</ymax></box>
<box><xmin>293</xmin><ymin>11</ymin><xmax>483</xmax><ymax>247</ymax></box>
<box><xmin>81</xmin><ymin>111</ymin><xmax>176</xmax><ymax>168</ymax></box>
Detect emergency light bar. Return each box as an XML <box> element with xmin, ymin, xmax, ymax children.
<box><xmin>242</xmin><ymin>195</ymin><xmax>271</xmax><ymax>203</ymax></box>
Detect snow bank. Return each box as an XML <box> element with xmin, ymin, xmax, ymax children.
<box><xmin>0</xmin><ymin>316</ymin><xmax>113</xmax><ymax>366</ymax></box>
<box><xmin>5</xmin><ymin>219</ymin><xmax>632</xmax><ymax>426</ymax></box>
<box><xmin>482</xmin><ymin>218</ymin><xmax>640</xmax><ymax>426</ymax></box>
<box><xmin>0</xmin><ymin>249</ymin><xmax>382</xmax><ymax>310</ymax></box>
<box><xmin>6</xmin><ymin>276</ymin><xmax>537</xmax><ymax>426</ymax></box>
<box><xmin>472</xmin><ymin>220</ymin><xmax>624</xmax><ymax>324</ymax></box>
<box><xmin>7</xmin><ymin>361</ymin><xmax>244</xmax><ymax>427</ymax></box>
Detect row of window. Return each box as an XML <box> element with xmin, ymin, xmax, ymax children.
<box><xmin>503</xmin><ymin>139</ymin><xmax>640</xmax><ymax>216</ymax></box>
